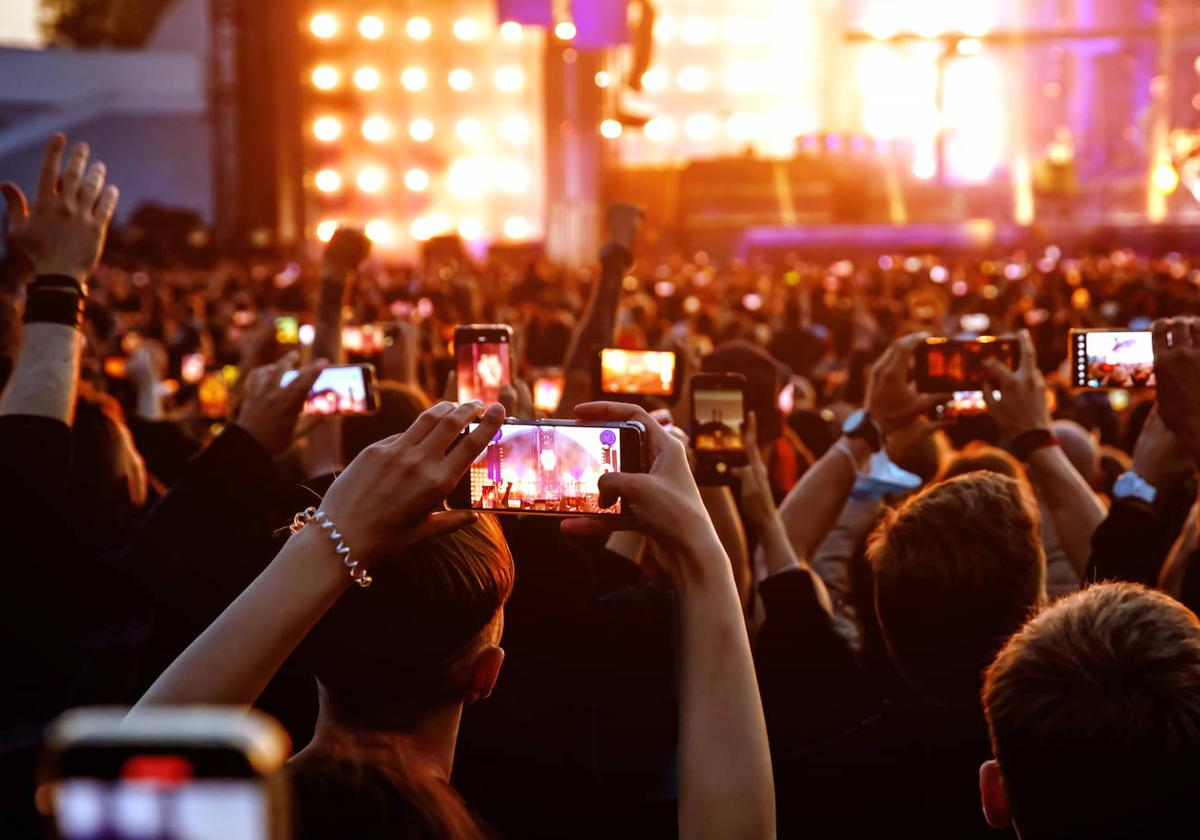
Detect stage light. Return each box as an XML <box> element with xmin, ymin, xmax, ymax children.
<box><xmin>311</xmin><ymin>66</ymin><xmax>339</xmax><ymax>90</ymax></box>
<box><xmin>956</xmin><ymin>38</ymin><xmax>982</xmax><ymax>56</ymax></box>
<box><xmin>641</xmin><ymin>68</ymin><xmax>667</xmax><ymax>92</ymax></box>
<box><xmin>313</xmin><ymin>116</ymin><xmax>342</xmax><ymax>142</ymax></box>
<box><xmin>404</xmin><ymin>168</ymin><xmax>430</xmax><ymax>191</ymax></box>
<box><xmin>723</xmin><ymin>63</ymin><xmax>764</xmax><ymax>93</ymax></box>
<box><xmin>316</xmin><ymin>220</ymin><xmax>338</xmax><ymax>242</ymax></box>
<box><xmin>458</xmin><ymin>217</ymin><xmax>484</xmax><ymax>241</ymax></box>
<box><xmin>401</xmin><ymin>67</ymin><xmax>427</xmax><ymax>91</ymax></box>
<box><xmin>310</xmin><ymin>13</ymin><xmax>337</xmax><ymax>39</ymax></box>
<box><xmin>455</xmin><ymin>118</ymin><xmax>484</xmax><ymax>144</ymax></box>
<box><xmin>644</xmin><ymin>117</ymin><xmax>674</xmax><ymax>142</ymax></box>
<box><xmin>725</xmin><ymin>113</ymin><xmax>762</xmax><ymax>141</ymax></box>
<box><xmin>411</xmin><ymin>214</ymin><xmax>451</xmax><ymax>241</ymax></box>
<box><xmin>448</xmin><ymin>69</ymin><xmax>474</xmax><ymax>91</ymax></box>
<box><xmin>454</xmin><ymin>18</ymin><xmax>481</xmax><ymax>41</ymax></box>
<box><xmin>600</xmin><ymin>119</ymin><xmax>623</xmax><ymax>139</ymax></box>
<box><xmin>683</xmin><ymin>114</ymin><xmax>717</xmax><ymax>141</ymax></box>
<box><xmin>554</xmin><ymin>21</ymin><xmax>576</xmax><ymax>41</ymax></box>
<box><xmin>594</xmin><ymin>71</ymin><xmax>611</xmax><ymax>88</ymax></box>
<box><xmin>1153</xmin><ymin>162</ymin><xmax>1180</xmax><ymax>193</ymax></box>
<box><xmin>314</xmin><ymin>169</ymin><xmax>341</xmax><ymax>193</ymax></box>
<box><xmin>681</xmin><ymin>16</ymin><xmax>716</xmax><ymax>45</ymax></box>
<box><xmin>653</xmin><ymin>16</ymin><xmax>677</xmax><ymax>42</ymax></box>
<box><xmin>677</xmin><ymin>66</ymin><xmax>711</xmax><ymax>93</ymax></box>
<box><xmin>358</xmin><ymin>15</ymin><xmax>383</xmax><ymax>40</ymax></box>
<box><xmin>449</xmin><ymin>159</ymin><xmax>488</xmax><ymax>198</ymax></box>
<box><xmin>494</xmin><ymin>159</ymin><xmax>531</xmax><ymax>193</ymax></box>
<box><xmin>409</xmin><ymin>118</ymin><xmax>434</xmax><ymax>141</ymax></box>
<box><xmin>364</xmin><ymin>219</ymin><xmax>393</xmax><ymax>244</ymax></box>
<box><xmin>406</xmin><ymin>17</ymin><xmax>431</xmax><ymax>40</ymax></box>
<box><xmin>354</xmin><ymin>67</ymin><xmax>380</xmax><ymax>91</ymax></box>
<box><xmin>494</xmin><ymin>66</ymin><xmax>524</xmax><ymax>93</ymax></box>
<box><xmin>356</xmin><ymin>166</ymin><xmax>386</xmax><ymax>194</ymax></box>
<box><xmin>912</xmin><ymin>158</ymin><xmax>936</xmax><ymax>180</ymax></box>
<box><xmin>362</xmin><ymin>116</ymin><xmax>391</xmax><ymax>142</ymax></box>
<box><xmin>499</xmin><ymin>115</ymin><xmax>531</xmax><ymax>144</ymax></box>
<box><xmin>723</xmin><ymin>15</ymin><xmax>766</xmax><ymax>45</ymax></box>
<box><xmin>503</xmin><ymin>216</ymin><xmax>531</xmax><ymax>239</ymax></box>
<box><xmin>500</xmin><ymin>21</ymin><xmax>523</xmax><ymax>41</ymax></box>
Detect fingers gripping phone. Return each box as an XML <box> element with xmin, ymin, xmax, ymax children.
<box><xmin>1069</xmin><ymin>328</ymin><xmax>1155</xmax><ymax>389</ymax></box>
<box><xmin>690</xmin><ymin>373</ymin><xmax>748</xmax><ymax>484</ymax></box>
<box><xmin>449</xmin><ymin>419</ymin><xmax>645</xmax><ymax>516</ymax></box>
<box><xmin>39</xmin><ymin>707</ymin><xmax>292</xmax><ymax>840</ymax></box>
<box><xmin>455</xmin><ymin>325</ymin><xmax>513</xmax><ymax>405</ymax></box>
<box><xmin>914</xmin><ymin>336</ymin><xmax>1019</xmax><ymax>392</ymax></box>
<box><xmin>598</xmin><ymin>348</ymin><xmax>678</xmax><ymax>398</ymax></box>
<box><xmin>280</xmin><ymin>363</ymin><xmax>380</xmax><ymax>416</ymax></box>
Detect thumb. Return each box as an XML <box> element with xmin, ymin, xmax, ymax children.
<box><xmin>408</xmin><ymin>510</ymin><xmax>479</xmax><ymax>545</ymax></box>
<box><xmin>1</xmin><ymin>182</ymin><xmax>29</xmax><ymax>225</ymax></box>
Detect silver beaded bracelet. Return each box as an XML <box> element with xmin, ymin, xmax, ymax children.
<box><xmin>289</xmin><ymin>506</ymin><xmax>373</xmax><ymax>588</ymax></box>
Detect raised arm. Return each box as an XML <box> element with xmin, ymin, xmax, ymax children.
<box><xmin>563</xmin><ymin>402</ymin><xmax>774</xmax><ymax>840</ymax></box>
<box><xmin>135</xmin><ymin>399</ymin><xmax>506</xmax><ymax>709</ymax></box>
<box><xmin>983</xmin><ymin>330</ymin><xmax>1106</xmax><ymax>576</ymax></box>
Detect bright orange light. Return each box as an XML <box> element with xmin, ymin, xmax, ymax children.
<box><xmin>449</xmin><ymin>158</ymin><xmax>488</xmax><ymax>198</ymax></box>
<box><xmin>455</xmin><ymin>118</ymin><xmax>483</xmax><ymax>144</ymax></box>
<box><xmin>359</xmin><ymin>15</ymin><xmax>384</xmax><ymax>40</ymax></box>
<box><xmin>503</xmin><ymin>216</ymin><xmax>532</xmax><ymax>239</ymax></box>
<box><xmin>314</xmin><ymin>169</ymin><xmax>341</xmax><ymax>193</ymax></box>
<box><xmin>554</xmin><ymin>21</ymin><xmax>576</xmax><ymax>41</ymax></box>
<box><xmin>725</xmin><ymin>113</ymin><xmax>762</xmax><ymax>141</ymax></box>
<box><xmin>500</xmin><ymin>21</ymin><xmax>523</xmax><ymax>41</ymax></box>
<box><xmin>644</xmin><ymin>117</ymin><xmax>674</xmax><ymax>142</ymax></box>
<box><xmin>594</xmin><ymin>71</ymin><xmax>612</xmax><ymax>88</ymax></box>
<box><xmin>316</xmin><ymin>220</ymin><xmax>338</xmax><ymax>242</ymax></box>
<box><xmin>640</xmin><ymin>68</ymin><xmax>667</xmax><ymax>92</ymax></box>
<box><xmin>683</xmin><ymin>114</ymin><xmax>717</xmax><ymax>141</ymax></box>
<box><xmin>912</xmin><ymin>158</ymin><xmax>937</xmax><ymax>180</ymax></box>
<box><xmin>404</xmin><ymin>169</ymin><xmax>430</xmax><ymax>191</ymax></box>
<box><xmin>600</xmin><ymin>119</ymin><xmax>623</xmax><ymax>139</ymax></box>
<box><xmin>313</xmin><ymin>116</ymin><xmax>342</xmax><ymax>142</ymax></box>
<box><xmin>354</xmin><ymin>67</ymin><xmax>381</xmax><ymax>91</ymax></box>
<box><xmin>310</xmin><ymin>13</ymin><xmax>337</xmax><ymax>39</ymax></box>
<box><xmin>448</xmin><ymin>69</ymin><xmax>474</xmax><ymax>91</ymax></box>
<box><xmin>957</xmin><ymin>38</ymin><xmax>982</xmax><ymax>56</ymax></box>
<box><xmin>458</xmin><ymin>217</ymin><xmax>484</xmax><ymax>241</ymax></box>
<box><xmin>454</xmin><ymin>18</ymin><xmax>481</xmax><ymax>41</ymax></box>
<box><xmin>411</xmin><ymin>214</ymin><xmax>451</xmax><ymax>241</ymax></box>
<box><xmin>494</xmin><ymin>159</ymin><xmax>530</xmax><ymax>193</ymax></box>
<box><xmin>1153</xmin><ymin>162</ymin><xmax>1180</xmax><ymax>193</ymax></box>
<box><xmin>311</xmin><ymin>66</ymin><xmax>339</xmax><ymax>90</ymax></box>
<box><xmin>357</xmin><ymin>166</ymin><xmax>386</xmax><ymax>194</ymax></box>
<box><xmin>680</xmin><ymin>17</ymin><xmax>716</xmax><ymax>45</ymax></box>
<box><xmin>406</xmin><ymin>17</ymin><xmax>431</xmax><ymax>40</ymax></box>
<box><xmin>409</xmin><ymin>118</ymin><xmax>434</xmax><ymax>142</ymax></box>
<box><xmin>401</xmin><ymin>67</ymin><xmax>427</xmax><ymax>91</ymax></box>
<box><xmin>362</xmin><ymin>116</ymin><xmax>391</xmax><ymax>142</ymax></box>
<box><xmin>499</xmin><ymin>115</ymin><xmax>530</xmax><ymax>145</ymax></box>
<box><xmin>364</xmin><ymin>219</ymin><xmax>393</xmax><ymax>244</ymax></box>
<box><xmin>677</xmin><ymin>66</ymin><xmax>711</xmax><ymax>93</ymax></box>
<box><xmin>494</xmin><ymin>66</ymin><xmax>524</xmax><ymax>93</ymax></box>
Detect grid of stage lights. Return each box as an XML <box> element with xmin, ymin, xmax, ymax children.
<box><xmin>303</xmin><ymin>5</ymin><xmax>545</xmax><ymax>254</ymax></box>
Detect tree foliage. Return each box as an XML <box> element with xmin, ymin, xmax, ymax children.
<box><xmin>40</xmin><ymin>0</ymin><xmax>174</xmax><ymax>48</ymax></box>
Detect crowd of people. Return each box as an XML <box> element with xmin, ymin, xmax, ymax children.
<box><xmin>6</xmin><ymin>132</ymin><xmax>1200</xmax><ymax>839</ymax></box>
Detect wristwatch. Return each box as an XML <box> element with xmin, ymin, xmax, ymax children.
<box><xmin>1113</xmin><ymin>471</ymin><xmax>1158</xmax><ymax>505</ymax></box>
<box><xmin>842</xmin><ymin>409</ymin><xmax>883</xmax><ymax>453</ymax></box>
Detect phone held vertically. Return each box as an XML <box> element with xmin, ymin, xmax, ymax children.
<box><xmin>598</xmin><ymin>348</ymin><xmax>678</xmax><ymax>398</ymax></box>
<box><xmin>280</xmin><ymin>363</ymin><xmax>380</xmax><ymax>416</ymax></box>
<box><xmin>455</xmin><ymin>324</ymin><xmax>513</xmax><ymax>405</ymax></box>
<box><xmin>914</xmin><ymin>336</ymin><xmax>1019</xmax><ymax>392</ymax></box>
<box><xmin>690</xmin><ymin>372</ymin><xmax>748</xmax><ymax>484</ymax></box>
<box><xmin>40</xmin><ymin>707</ymin><xmax>291</xmax><ymax>840</ymax></box>
<box><xmin>448</xmin><ymin>419</ymin><xmax>645</xmax><ymax>517</ymax></box>
<box><xmin>1069</xmin><ymin>328</ymin><xmax>1155</xmax><ymax>389</ymax></box>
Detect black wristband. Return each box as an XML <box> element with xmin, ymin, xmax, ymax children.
<box><xmin>24</xmin><ymin>285</ymin><xmax>85</xmax><ymax>329</ymax></box>
<box><xmin>29</xmin><ymin>273</ymin><xmax>86</xmax><ymax>295</ymax></box>
<box><xmin>1009</xmin><ymin>428</ymin><xmax>1058</xmax><ymax>462</ymax></box>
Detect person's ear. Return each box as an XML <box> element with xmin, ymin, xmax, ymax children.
<box><xmin>464</xmin><ymin>645</ymin><xmax>504</xmax><ymax>705</ymax></box>
<box><xmin>980</xmin><ymin>759</ymin><xmax>1013</xmax><ymax>829</ymax></box>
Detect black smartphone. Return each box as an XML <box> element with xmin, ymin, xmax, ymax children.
<box><xmin>1069</xmin><ymin>328</ymin><xmax>1155</xmax><ymax>389</ymax></box>
<box><xmin>690</xmin><ymin>372</ymin><xmax>747</xmax><ymax>483</ymax></box>
<box><xmin>448</xmin><ymin>419</ymin><xmax>645</xmax><ymax>516</ymax></box>
<box><xmin>455</xmin><ymin>324</ymin><xmax>513</xmax><ymax>405</ymax></box>
<box><xmin>598</xmin><ymin>348</ymin><xmax>678</xmax><ymax>398</ymax></box>
<box><xmin>914</xmin><ymin>337</ymin><xmax>1019</xmax><ymax>392</ymax></box>
<box><xmin>280</xmin><ymin>363</ymin><xmax>380</xmax><ymax>416</ymax></box>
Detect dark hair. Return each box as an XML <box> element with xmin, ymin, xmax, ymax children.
<box><xmin>984</xmin><ymin>583</ymin><xmax>1200</xmax><ymax>838</ymax></box>
<box><xmin>868</xmin><ymin>472</ymin><xmax>1045</xmax><ymax>701</ymax></box>
<box><xmin>702</xmin><ymin>341</ymin><xmax>790</xmax><ymax>442</ymax></box>
<box><xmin>938</xmin><ymin>442</ymin><xmax>1022</xmax><ymax>482</ymax></box>
<box><xmin>342</xmin><ymin>381</ymin><xmax>433</xmax><ymax>461</ymax></box>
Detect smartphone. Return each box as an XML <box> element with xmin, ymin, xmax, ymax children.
<box><xmin>448</xmin><ymin>419</ymin><xmax>645</xmax><ymax>516</ymax></box>
<box><xmin>454</xmin><ymin>325</ymin><xmax>513</xmax><ymax>404</ymax></box>
<box><xmin>532</xmin><ymin>369</ymin><xmax>564</xmax><ymax>416</ymax></box>
<box><xmin>343</xmin><ymin>324</ymin><xmax>390</xmax><ymax>359</ymax></box>
<box><xmin>181</xmin><ymin>353</ymin><xmax>206</xmax><ymax>386</ymax></box>
<box><xmin>933</xmin><ymin>390</ymin><xmax>993</xmax><ymax>420</ymax></box>
<box><xmin>914</xmin><ymin>337</ymin><xmax>1019</xmax><ymax>392</ymax></box>
<box><xmin>275</xmin><ymin>316</ymin><xmax>299</xmax><ymax>345</ymax></box>
<box><xmin>39</xmin><ymin>707</ymin><xmax>291</xmax><ymax>840</ymax></box>
<box><xmin>599</xmin><ymin>348</ymin><xmax>678</xmax><ymax>397</ymax></box>
<box><xmin>199</xmin><ymin>373</ymin><xmax>230</xmax><ymax>419</ymax></box>
<box><xmin>691</xmin><ymin>373</ymin><xmax>747</xmax><ymax>483</ymax></box>
<box><xmin>1069</xmin><ymin>328</ymin><xmax>1155</xmax><ymax>389</ymax></box>
<box><xmin>280</xmin><ymin>363</ymin><xmax>380</xmax><ymax>416</ymax></box>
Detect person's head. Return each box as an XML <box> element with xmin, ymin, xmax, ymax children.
<box><xmin>305</xmin><ymin>514</ymin><xmax>514</xmax><ymax>733</ymax></box>
<box><xmin>867</xmin><ymin>471</ymin><xmax>1046</xmax><ymax>702</ymax></box>
<box><xmin>72</xmin><ymin>382</ymin><xmax>149</xmax><ymax>544</ymax></box>
<box><xmin>342</xmin><ymin>381</ymin><xmax>433</xmax><ymax>460</ymax></box>
<box><xmin>938</xmin><ymin>442</ymin><xmax>1023</xmax><ymax>483</ymax></box>
<box><xmin>981</xmin><ymin>584</ymin><xmax>1200</xmax><ymax>838</ymax></box>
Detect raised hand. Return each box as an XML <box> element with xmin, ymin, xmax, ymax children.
<box><xmin>233</xmin><ymin>352</ymin><xmax>326</xmax><ymax>455</ymax></box>
<box><xmin>865</xmin><ymin>332</ymin><xmax>948</xmax><ymax>433</ymax></box>
<box><xmin>1</xmin><ymin>134</ymin><xmax>119</xmax><ymax>282</ymax></box>
<box><xmin>1131</xmin><ymin>406</ymin><xmax>1194</xmax><ymax>491</ymax></box>
<box><xmin>323</xmin><ymin>226</ymin><xmax>371</xmax><ymax>278</ymax></box>
<box><xmin>606</xmin><ymin>202</ymin><xmax>645</xmax><ymax>251</ymax></box>
<box><xmin>983</xmin><ymin>329</ymin><xmax>1052</xmax><ymax>438</ymax></box>
<box><xmin>316</xmin><ymin>400</ymin><xmax>506</xmax><ymax>569</ymax></box>
<box><xmin>1152</xmin><ymin>317</ymin><xmax>1200</xmax><ymax>459</ymax></box>
<box><xmin>732</xmin><ymin>412</ymin><xmax>776</xmax><ymax>533</ymax></box>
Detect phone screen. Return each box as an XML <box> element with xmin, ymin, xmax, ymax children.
<box><xmin>533</xmin><ymin>375</ymin><xmax>564</xmax><ymax>415</ymax></box>
<box><xmin>936</xmin><ymin>390</ymin><xmax>991</xmax><ymax>419</ymax></box>
<box><xmin>456</xmin><ymin>334</ymin><xmax>511</xmax><ymax>404</ymax></box>
<box><xmin>181</xmin><ymin>353</ymin><xmax>206</xmax><ymax>385</ymax></box>
<box><xmin>460</xmin><ymin>422</ymin><xmax>626</xmax><ymax>515</ymax></box>
<box><xmin>198</xmin><ymin>374</ymin><xmax>229</xmax><ymax>419</ymax></box>
<box><xmin>600</xmin><ymin>349</ymin><xmax>677</xmax><ymax>396</ymax></box>
<box><xmin>916</xmin><ymin>338</ymin><xmax>1017</xmax><ymax>392</ymax></box>
<box><xmin>281</xmin><ymin>365</ymin><xmax>374</xmax><ymax>415</ymax></box>
<box><xmin>274</xmin><ymin>316</ymin><xmax>298</xmax><ymax>345</ymax></box>
<box><xmin>693</xmin><ymin>388</ymin><xmax>746</xmax><ymax>454</ymax></box>
<box><xmin>1071</xmin><ymin>330</ymin><xmax>1155</xmax><ymax>389</ymax></box>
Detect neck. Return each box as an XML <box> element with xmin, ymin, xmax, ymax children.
<box><xmin>298</xmin><ymin>696</ymin><xmax>463</xmax><ymax>782</ymax></box>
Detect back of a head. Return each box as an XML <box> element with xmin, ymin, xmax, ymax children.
<box><xmin>343</xmin><ymin>382</ymin><xmax>433</xmax><ymax>461</ymax></box>
<box><xmin>868</xmin><ymin>472</ymin><xmax>1045</xmax><ymax>701</ymax></box>
<box><xmin>303</xmin><ymin>514</ymin><xmax>514</xmax><ymax>731</ymax></box>
<box><xmin>939</xmin><ymin>442</ymin><xmax>1022</xmax><ymax>483</ymax></box>
<box><xmin>984</xmin><ymin>583</ymin><xmax>1200</xmax><ymax>839</ymax></box>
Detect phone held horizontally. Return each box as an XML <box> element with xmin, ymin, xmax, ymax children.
<box><xmin>280</xmin><ymin>363</ymin><xmax>380</xmax><ymax>416</ymax></box>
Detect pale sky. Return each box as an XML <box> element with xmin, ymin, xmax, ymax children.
<box><xmin>0</xmin><ymin>1</ymin><xmax>41</xmax><ymax>47</ymax></box>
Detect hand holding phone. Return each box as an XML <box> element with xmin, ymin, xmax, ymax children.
<box><xmin>981</xmin><ymin>330</ymin><xmax>1051</xmax><ymax>438</ymax></box>
<box><xmin>235</xmin><ymin>353</ymin><xmax>325</xmax><ymax>455</ymax></box>
<box><xmin>455</xmin><ymin>325</ymin><xmax>513</xmax><ymax>404</ymax></box>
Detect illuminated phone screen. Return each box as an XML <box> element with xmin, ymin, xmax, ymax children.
<box><xmin>600</xmin><ymin>349</ymin><xmax>676</xmax><ymax>396</ymax></box>
<box><xmin>281</xmin><ymin>366</ymin><xmax>372</xmax><ymax>415</ymax></box>
<box><xmin>693</xmin><ymin>389</ymin><xmax>745</xmax><ymax>453</ymax></box>
<box><xmin>456</xmin><ymin>342</ymin><xmax>511</xmax><ymax>405</ymax></box>
<box><xmin>463</xmin><ymin>422</ymin><xmax>623</xmax><ymax>514</ymax></box>
<box><xmin>1072</xmin><ymin>330</ymin><xmax>1155</xmax><ymax>389</ymax></box>
<box><xmin>533</xmin><ymin>375</ymin><xmax>564</xmax><ymax>415</ymax></box>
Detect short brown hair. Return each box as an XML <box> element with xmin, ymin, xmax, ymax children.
<box><xmin>984</xmin><ymin>583</ymin><xmax>1200</xmax><ymax>838</ymax></box>
<box><xmin>868</xmin><ymin>472</ymin><xmax>1045</xmax><ymax>701</ymax></box>
<box><xmin>304</xmin><ymin>514</ymin><xmax>514</xmax><ymax>730</ymax></box>
<box><xmin>938</xmin><ymin>442</ymin><xmax>1023</xmax><ymax>483</ymax></box>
